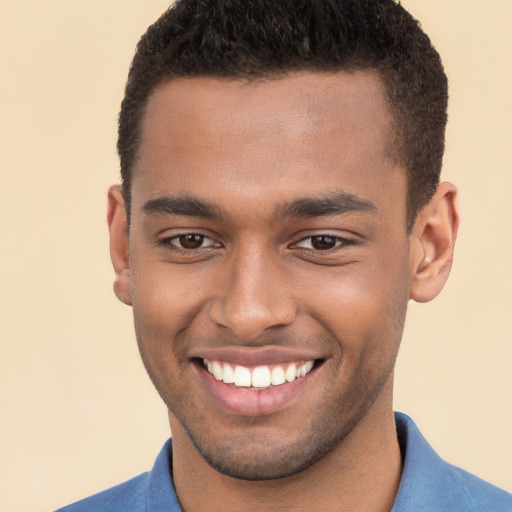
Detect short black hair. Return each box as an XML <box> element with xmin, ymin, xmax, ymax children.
<box><xmin>118</xmin><ymin>0</ymin><xmax>448</xmax><ymax>229</ymax></box>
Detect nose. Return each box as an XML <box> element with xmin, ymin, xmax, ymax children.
<box><xmin>208</xmin><ymin>245</ymin><xmax>297</xmax><ymax>341</ymax></box>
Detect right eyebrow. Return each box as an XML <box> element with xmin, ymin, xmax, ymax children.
<box><xmin>142</xmin><ymin>195</ymin><xmax>227</xmax><ymax>220</ymax></box>
<box><xmin>276</xmin><ymin>191</ymin><xmax>377</xmax><ymax>219</ymax></box>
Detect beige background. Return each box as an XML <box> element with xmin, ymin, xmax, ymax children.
<box><xmin>0</xmin><ymin>1</ymin><xmax>511</xmax><ymax>511</ymax></box>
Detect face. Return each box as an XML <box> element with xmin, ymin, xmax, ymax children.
<box><xmin>123</xmin><ymin>71</ymin><xmax>413</xmax><ymax>480</ymax></box>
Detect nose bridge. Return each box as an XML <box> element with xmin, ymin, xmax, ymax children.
<box><xmin>209</xmin><ymin>240</ymin><xmax>296</xmax><ymax>340</ymax></box>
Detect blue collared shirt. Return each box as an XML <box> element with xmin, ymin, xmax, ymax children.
<box><xmin>56</xmin><ymin>413</ymin><xmax>512</xmax><ymax>511</ymax></box>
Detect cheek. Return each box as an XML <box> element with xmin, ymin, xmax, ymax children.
<box><xmin>129</xmin><ymin>265</ymin><xmax>207</xmax><ymax>411</ymax></box>
<box><xmin>130</xmin><ymin>260</ymin><xmax>205</xmax><ymax>364</ymax></box>
<box><xmin>301</xmin><ymin>250</ymin><xmax>411</xmax><ymax>360</ymax></box>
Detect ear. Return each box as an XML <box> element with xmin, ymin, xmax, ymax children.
<box><xmin>107</xmin><ymin>185</ymin><xmax>132</xmax><ymax>306</ymax></box>
<box><xmin>409</xmin><ymin>182</ymin><xmax>459</xmax><ymax>303</ymax></box>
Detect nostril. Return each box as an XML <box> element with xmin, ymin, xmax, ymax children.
<box><xmin>208</xmin><ymin>300</ymin><xmax>297</xmax><ymax>341</ymax></box>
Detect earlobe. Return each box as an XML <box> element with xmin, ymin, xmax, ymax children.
<box><xmin>409</xmin><ymin>182</ymin><xmax>459</xmax><ymax>303</ymax></box>
<box><xmin>107</xmin><ymin>185</ymin><xmax>132</xmax><ymax>306</ymax></box>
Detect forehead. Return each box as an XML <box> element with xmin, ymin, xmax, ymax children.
<box><xmin>132</xmin><ymin>71</ymin><xmax>403</xmax><ymax>218</ymax></box>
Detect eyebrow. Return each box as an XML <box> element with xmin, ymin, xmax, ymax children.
<box><xmin>142</xmin><ymin>195</ymin><xmax>227</xmax><ymax>220</ymax></box>
<box><xmin>142</xmin><ymin>190</ymin><xmax>376</xmax><ymax>221</ymax></box>
<box><xmin>277</xmin><ymin>191</ymin><xmax>377</xmax><ymax>218</ymax></box>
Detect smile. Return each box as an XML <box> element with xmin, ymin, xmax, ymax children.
<box><xmin>203</xmin><ymin>359</ymin><xmax>315</xmax><ymax>389</ymax></box>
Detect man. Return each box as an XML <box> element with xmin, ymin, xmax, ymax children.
<box><xmin>57</xmin><ymin>0</ymin><xmax>512</xmax><ymax>510</ymax></box>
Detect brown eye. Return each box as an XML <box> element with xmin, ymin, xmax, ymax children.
<box><xmin>159</xmin><ymin>232</ymin><xmax>220</xmax><ymax>252</ymax></box>
<box><xmin>293</xmin><ymin>234</ymin><xmax>352</xmax><ymax>252</ymax></box>
<box><xmin>178</xmin><ymin>234</ymin><xmax>205</xmax><ymax>249</ymax></box>
<box><xmin>310</xmin><ymin>235</ymin><xmax>337</xmax><ymax>250</ymax></box>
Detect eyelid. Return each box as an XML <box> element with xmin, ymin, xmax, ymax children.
<box><xmin>291</xmin><ymin>233</ymin><xmax>354</xmax><ymax>250</ymax></box>
<box><xmin>157</xmin><ymin>231</ymin><xmax>221</xmax><ymax>250</ymax></box>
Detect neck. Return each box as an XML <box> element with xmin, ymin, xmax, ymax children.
<box><xmin>170</xmin><ymin>381</ymin><xmax>402</xmax><ymax>512</ymax></box>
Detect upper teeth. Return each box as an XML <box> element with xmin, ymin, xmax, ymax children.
<box><xmin>203</xmin><ymin>359</ymin><xmax>315</xmax><ymax>389</ymax></box>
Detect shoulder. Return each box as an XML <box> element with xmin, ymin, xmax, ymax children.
<box><xmin>54</xmin><ymin>438</ymin><xmax>181</xmax><ymax>512</ymax></box>
<box><xmin>441</xmin><ymin>462</ymin><xmax>512</xmax><ymax>511</ymax></box>
<box><xmin>393</xmin><ymin>412</ymin><xmax>512</xmax><ymax>512</ymax></box>
<box><xmin>55</xmin><ymin>472</ymin><xmax>150</xmax><ymax>512</ymax></box>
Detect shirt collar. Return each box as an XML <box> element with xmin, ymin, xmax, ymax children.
<box><xmin>145</xmin><ymin>412</ymin><xmax>506</xmax><ymax>512</ymax></box>
<box><xmin>392</xmin><ymin>412</ymin><xmax>499</xmax><ymax>512</ymax></box>
<box><xmin>146</xmin><ymin>438</ymin><xmax>181</xmax><ymax>512</ymax></box>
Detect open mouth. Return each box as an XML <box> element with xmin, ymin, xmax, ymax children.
<box><xmin>192</xmin><ymin>354</ymin><xmax>325</xmax><ymax>415</ymax></box>
<box><xmin>201</xmin><ymin>358</ymin><xmax>319</xmax><ymax>390</ymax></box>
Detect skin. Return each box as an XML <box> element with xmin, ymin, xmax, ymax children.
<box><xmin>108</xmin><ymin>71</ymin><xmax>458</xmax><ymax>511</ymax></box>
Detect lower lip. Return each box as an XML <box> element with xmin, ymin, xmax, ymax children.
<box><xmin>195</xmin><ymin>363</ymin><xmax>312</xmax><ymax>416</ymax></box>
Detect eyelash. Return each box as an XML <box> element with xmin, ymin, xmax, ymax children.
<box><xmin>158</xmin><ymin>232</ymin><xmax>354</xmax><ymax>253</ymax></box>
<box><xmin>158</xmin><ymin>233</ymin><xmax>219</xmax><ymax>253</ymax></box>
<box><xmin>292</xmin><ymin>234</ymin><xmax>354</xmax><ymax>251</ymax></box>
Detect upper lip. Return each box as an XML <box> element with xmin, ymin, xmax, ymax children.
<box><xmin>191</xmin><ymin>346</ymin><xmax>324</xmax><ymax>366</ymax></box>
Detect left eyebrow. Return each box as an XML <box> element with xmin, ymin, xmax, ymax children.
<box><xmin>142</xmin><ymin>195</ymin><xmax>227</xmax><ymax>220</ymax></box>
<box><xmin>276</xmin><ymin>191</ymin><xmax>377</xmax><ymax>218</ymax></box>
